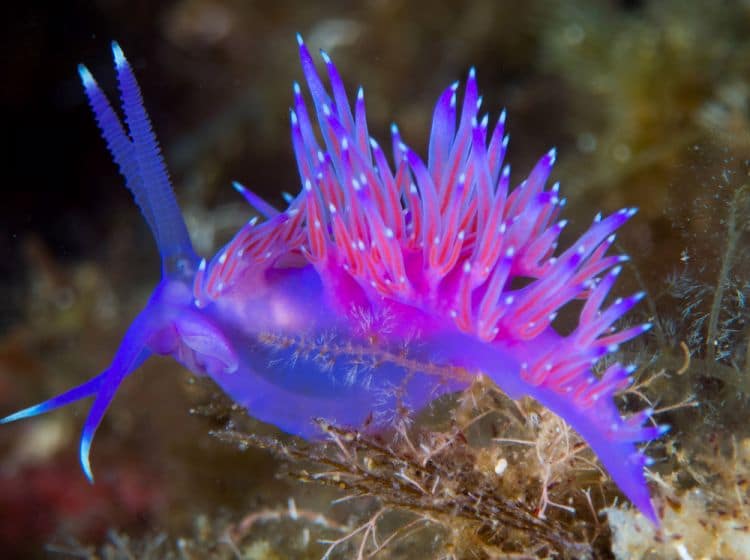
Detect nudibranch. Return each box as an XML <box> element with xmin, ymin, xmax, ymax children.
<box><xmin>2</xmin><ymin>36</ymin><xmax>666</xmax><ymax>524</ymax></box>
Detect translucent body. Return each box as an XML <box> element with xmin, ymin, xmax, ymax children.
<box><xmin>161</xmin><ymin>262</ymin><xmax>456</xmax><ymax>434</ymax></box>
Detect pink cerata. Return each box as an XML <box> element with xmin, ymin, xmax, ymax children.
<box><xmin>2</xmin><ymin>35</ymin><xmax>667</xmax><ymax>524</ymax></box>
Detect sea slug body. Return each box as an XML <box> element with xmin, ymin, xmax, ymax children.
<box><xmin>1</xmin><ymin>36</ymin><xmax>667</xmax><ymax>524</ymax></box>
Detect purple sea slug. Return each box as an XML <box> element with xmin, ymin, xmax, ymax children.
<box><xmin>2</xmin><ymin>36</ymin><xmax>667</xmax><ymax>524</ymax></box>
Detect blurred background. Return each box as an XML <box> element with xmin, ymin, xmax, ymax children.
<box><xmin>2</xmin><ymin>0</ymin><xmax>750</xmax><ymax>557</ymax></box>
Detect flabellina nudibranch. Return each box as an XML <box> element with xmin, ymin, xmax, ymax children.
<box><xmin>1</xmin><ymin>36</ymin><xmax>667</xmax><ymax>524</ymax></box>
